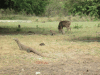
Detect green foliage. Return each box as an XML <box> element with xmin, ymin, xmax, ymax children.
<box><xmin>64</xmin><ymin>0</ymin><xmax>100</xmax><ymax>18</ymax></box>
<box><xmin>0</xmin><ymin>0</ymin><xmax>49</xmax><ymax>15</ymax></box>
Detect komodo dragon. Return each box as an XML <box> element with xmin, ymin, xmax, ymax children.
<box><xmin>13</xmin><ymin>38</ymin><xmax>45</xmax><ymax>57</ymax></box>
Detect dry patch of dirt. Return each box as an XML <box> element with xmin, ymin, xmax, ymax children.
<box><xmin>0</xmin><ymin>54</ymin><xmax>100</xmax><ymax>75</ymax></box>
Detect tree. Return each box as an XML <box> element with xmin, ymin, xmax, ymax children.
<box><xmin>64</xmin><ymin>0</ymin><xmax>100</xmax><ymax>18</ymax></box>
<box><xmin>0</xmin><ymin>0</ymin><xmax>49</xmax><ymax>15</ymax></box>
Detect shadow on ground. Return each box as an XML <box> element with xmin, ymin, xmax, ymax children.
<box><xmin>0</xmin><ymin>27</ymin><xmax>52</xmax><ymax>35</ymax></box>
<box><xmin>67</xmin><ymin>36</ymin><xmax>100</xmax><ymax>42</ymax></box>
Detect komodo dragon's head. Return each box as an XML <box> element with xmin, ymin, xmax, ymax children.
<box><xmin>13</xmin><ymin>38</ymin><xmax>19</xmax><ymax>42</ymax></box>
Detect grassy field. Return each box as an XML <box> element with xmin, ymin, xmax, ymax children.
<box><xmin>0</xmin><ymin>21</ymin><xmax>100</xmax><ymax>75</ymax></box>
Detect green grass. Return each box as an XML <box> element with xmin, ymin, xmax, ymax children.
<box><xmin>0</xmin><ymin>21</ymin><xmax>100</xmax><ymax>68</ymax></box>
<box><xmin>0</xmin><ymin>21</ymin><xmax>100</xmax><ymax>40</ymax></box>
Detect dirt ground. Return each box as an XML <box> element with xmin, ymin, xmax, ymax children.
<box><xmin>0</xmin><ymin>54</ymin><xmax>100</xmax><ymax>75</ymax></box>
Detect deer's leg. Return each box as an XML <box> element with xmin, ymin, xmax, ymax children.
<box><xmin>61</xmin><ymin>29</ymin><xmax>65</xmax><ymax>34</ymax></box>
<box><xmin>66</xmin><ymin>27</ymin><xmax>71</xmax><ymax>33</ymax></box>
<box><xmin>59</xmin><ymin>29</ymin><xmax>61</xmax><ymax>33</ymax></box>
<box><xmin>59</xmin><ymin>26</ymin><xmax>63</xmax><ymax>33</ymax></box>
<box><xmin>66</xmin><ymin>27</ymin><xmax>69</xmax><ymax>33</ymax></box>
<box><xmin>69</xmin><ymin>27</ymin><xmax>71</xmax><ymax>31</ymax></box>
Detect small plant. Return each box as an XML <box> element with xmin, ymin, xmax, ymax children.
<box><xmin>97</xmin><ymin>23</ymin><xmax>100</xmax><ymax>27</ymax></box>
<box><xmin>73</xmin><ymin>23</ymin><xmax>83</xmax><ymax>29</ymax></box>
<box><xmin>36</xmin><ymin>19</ymin><xmax>38</xmax><ymax>22</ymax></box>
